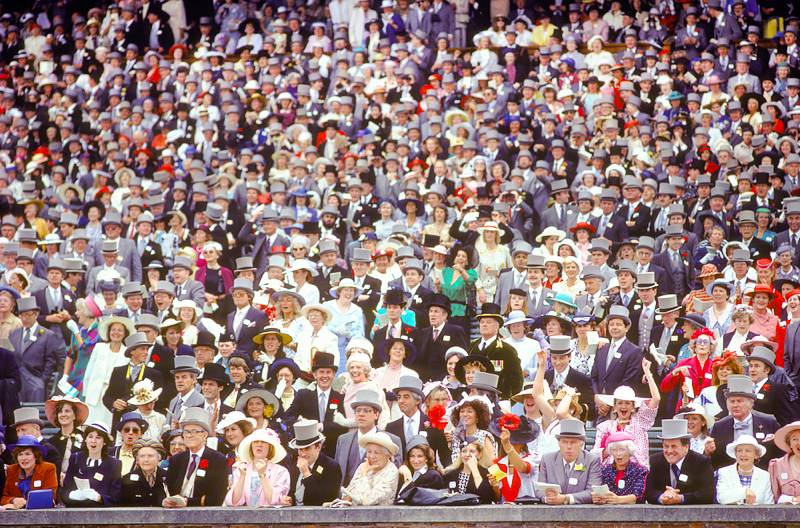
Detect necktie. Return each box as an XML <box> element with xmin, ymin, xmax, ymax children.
<box><xmin>319</xmin><ymin>391</ymin><xmax>327</xmax><ymax>422</ymax></box>
<box><xmin>623</xmin><ymin>293</ymin><xmax>630</xmax><ymax>307</ymax></box>
<box><xmin>793</xmin><ymin>233</ymin><xmax>798</xmax><ymax>248</ymax></box>
<box><xmin>52</xmin><ymin>288</ymin><xmax>60</xmax><ymax>308</ymax></box>
<box><xmin>670</xmin><ymin>463</ymin><xmax>679</xmax><ymax>488</ymax></box>
<box><xmin>24</xmin><ymin>327</ymin><xmax>30</xmax><ymax>343</ymax></box>
<box><xmin>515</xmin><ymin>272</ymin><xmax>525</xmax><ymax>289</ymax></box>
<box><xmin>433</xmin><ymin>327</ymin><xmax>439</xmax><ymax>341</ymax></box>
<box><xmin>606</xmin><ymin>342</ymin><xmax>617</xmax><ymax>369</ymax></box>
<box><xmin>406</xmin><ymin>418</ymin><xmax>415</xmax><ymax>441</ymax></box>
<box><xmin>643</xmin><ymin>307</ymin><xmax>650</xmax><ymax>322</ymax></box>
<box><xmin>480</xmin><ymin>341</ymin><xmax>487</xmax><ymax>352</ymax></box>
<box><xmin>588</xmin><ymin>295</ymin><xmax>595</xmax><ymax>310</ymax></box>
<box><xmin>559</xmin><ymin>205</ymin><xmax>566</xmax><ymax>223</ymax></box>
<box><xmin>389</xmin><ymin>325</ymin><xmax>396</xmax><ymax>338</ymax></box>
<box><xmin>530</xmin><ymin>291</ymin><xmax>538</xmax><ymax>310</ymax></box>
<box><xmin>672</xmin><ymin>251</ymin><xmax>679</xmax><ymax>270</ymax></box>
<box><xmin>186</xmin><ymin>454</ymin><xmax>198</xmax><ymax>479</ymax></box>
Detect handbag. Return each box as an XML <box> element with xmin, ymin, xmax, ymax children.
<box><xmin>396</xmin><ymin>485</ymin><xmax>481</xmax><ymax>506</ymax></box>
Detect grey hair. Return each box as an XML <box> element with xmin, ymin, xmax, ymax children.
<box><xmin>291</xmin><ymin>235</ymin><xmax>310</xmax><ymax>250</ymax></box>
<box><xmin>76</xmin><ymin>298</ymin><xmax>95</xmax><ymax>318</ymax></box>
<box><xmin>607</xmin><ymin>439</ymin><xmax>638</xmax><ymax>456</ymax></box>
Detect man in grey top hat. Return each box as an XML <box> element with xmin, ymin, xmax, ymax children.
<box><xmin>536</xmin><ymin>418</ymin><xmax>601</xmax><ymax>504</ymax></box>
<box><xmin>86</xmin><ymin>240</ymin><xmax>132</xmax><ymax>294</ymax></box>
<box><xmin>386</xmin><ymin>375</ymin><xmax>450</xmax><ymax>463</ymax></box>
<box><xmin>92</xmin><ymin>212</ymin><xmax>142</xmax><ymax>282</ymax></box>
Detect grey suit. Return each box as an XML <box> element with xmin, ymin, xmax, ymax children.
<box><xmin>9</xmin><ymin>324</ymin><xmax>65</xmax><ymax>402</ymax></box>
<box><xmin>727</xmin><ymin>73</ymin><xmax>761</xmax><ymax>94</ymax></box>
<box><xmin>494</xmin><ymin>268</ymin><xmax>529</xmax><ymax>312</ymax></box>
<box><xmin>85</xmin><ymin>264</ymin><xmax>131</xmax><ymax>294</ymax></box>
<box><xmin>174</xmin><ymin>279</ymin><xmax>206</xmax><ymax>308</ymax></box>
<box><xmin>536</xmin><ymin>450</ymin><xmax>602</xmax><ymax>504</ymax></box>
<box><xmin>335</xmin><ymin>429</ymin><xmax>402</xmax><ymax>487</ymax></box>
<box><xmin>540</xmin><ymin>204</ymin><xmax>577</xmax><ymax>232</ymax></box>
<box><xmin>527</xmin><ymin>285</ymin><xmax>554</xmax><ymax>318</ymax></box>
<box><xmin>92</xmin><ymin>236</ymin><xmax>142</xmax><ymax>282</ymax></box>
<box><xmin>167</xmin><ymin>388</ymin><xmax>205</xmax><ymax>426</ymax></box>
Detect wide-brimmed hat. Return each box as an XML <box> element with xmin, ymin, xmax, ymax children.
<box><xmin>454</xmin><ymin>354</ymin><xmax>495</xmax><ymax>385</ymax></box>
<box><xmin>127</xmin><ymin>379</ymin><xmax>163</xmax><ymax>406</ymax></box>
<box><xmin>9</xmin><ymin>435</ymin><xmax>47</xmax><ymax>456</ymax></box>
<box><xmin>658</xmin><ymin>419</ymin><xmax>691</xmax><ymax>440</ymax></box>
<box><xmin>555</xmin><ymin>418</ymin><xmax>586</xmax><ymax>440</ymax></box>
<box><xmin>744</xmin><ymin>284</ymin><xmax>777</xmax><ymax>301</ymax></box>
<box><xmin>740</xmin><ymin>336</ymin><xmax>779</xmax><ymax>356</ymax></box>
<box><xmin>705</xmin><ymin>279</ymin><xmax>734</xmax><ymax>298</ymax></box>
<box><xmin>725</xmin><ymin>434</ymin><xmax>767</xmax><ymax>459</ymax></box>
<box><xmin>289</xmin><ymin>419</ymin><xmax>326</xmax><ymax>449</ymax></box>
<box><xmin>675</xmin><ymin>403</ymin><xmax>716</xmax><ymax>430</ymax></box>
<box><xmin>253</xmin><ymin>326</ymin><xmax>292</xmax><ymax>345</ymax></box>
<box><xmin>725</xmin><ymin>374</ymin><xmax>757</xmax><ymax>400</ymax></box>
<box><xmin>286</xmin><ymin>259</ymin><xmax>318</xmax><ymax>277</ymax></box>
<box><xmin>172</xmin><ymin>298</ymin><xmax>203</xmax><ymax>319</ymax></box>
<box><xmin>676</xmin><ymin>312</ymin><xmax>705</xmax><ymax>330</ymax></box>
<box><xmin>116</xmin><ymin>411</ymin><xmax>149</xmax><ymax>433</ymax></box>
<box><xmin>379</xmin><ymin>336</ymin><xmax>417</xmax><ymax>365</ymax></box>
<box><xmin>358</xmin><ymin>431</ymin><xmax>399</xmax><ymax>456</ymax></box>
<box><xmin>329</xmin><ymin>278</ymin><xmax>364</xmax><ymax>298</ymax></box>
<box><xmin>44</xmin><ymin>395</ymin><xmax>89</xmax><ymax>427</ymax></box>
<box><xmin>301</xmin><ymin>303</ymin><xmax>333</xmax><ymax>324</ymax></box>
<box><xmin>98</xmin><ymin>316</ymin><xmax>137</xmax><ymax>342</ymax></box>
<box><xmin>775</xmin><ymin>421</ymin><xmax>800</xmax><ymax>454</ymax></box>
<box><xmin>545</xmin><ymin>291</ymin><xmax>577</xmax><ymax>309</ymax></box>
<box><xmin>504</xmin><ymin>310</ymin><xmax>534</xmax><ymax>327</ymax></box>
<box><xmin>271</xmin><ymin>289</ymin><xmax>307</xmax><ymax>308</ymax></box>
<box><xmin>238</xmin><ymin>428</ymin><xmax>287</xmax><ymax>463</ymax></box>
<box><xmin>535</xmin><ymin>226</ymin><xmax>566</xmax><ymax>243</ymax></box>
<box><xmin>215</xmin><ymin>410</ymin><xmax>257</xmax><ymax>434</ymax></box>
<box><xmin>235</xmin><ymin>389</ymin><xmax>280</xmax><ymax>415</ymax></box>
<box><xmin>596</xmin><ymin>385</ymin><xmax>646</xmax><ymax>408</ymax></box>
<box><xmin>267</xmin><ymin>358</ymin><xmax>301</xmax><ymax>381</ymax></box>
<box><xmin>489</xmin><ymin>414</ymin><xmax>540</xmax><ymax>445</ymax></box>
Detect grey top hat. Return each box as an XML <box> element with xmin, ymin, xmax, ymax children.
<box><xmin>392</xmin><ymin>375</ymin><xmax>425</xmax><ymax>399</ymax></box>
<box><xmin>318</xmin><ymin>240</ymin><xmax>337</xmax><ymax>255</ymax></box>
<box><xmin>155</xmin><ymin>280</ymin><xmax>176</xmax><ymax>296</ymax></box>
<box><xmin>17</xmin><ymin>297</ymin><xmax>40</xmax><ymax>313</ymax></box>
<box><xmin>748</xmin><ymin>346</ymin><xmax>776</xmax><ymax>372</ymax></box>
<box><xmin>738</xmin><ymin>209</ymin><xmax>757</xmax><ymax>226</ymax></box>
<box><xmin>350</xmin><ymin>389</ymin><xmax>382</xmax><ymax>411</ymax></box>
<box><xmin>616</xmin><ymin>259</ymin><xmax>638</xmax><ymax>279</ymax></box>
<box><xmin>664</xmin><ymin>224</ymin><xmax>684</xmax><ymax>238</ymax></box>
<box><xmin>289</xmin><ymin>419</ymin><xmax>325</xmax><ymax>449</ymax></box>
<box><xmin>590</xmin><ymin>239</ymin><xmax>611</xmax><ymax>254</ymax></box>
<box><xmin>11</xmin><ymin>407</ymin><xmax>45</xmax><ymax>428</ymax></box>
<box><xmin>231</xmin><ymin>277</ymin><xmax>254</xmax><ymax>295</ymax></box>
<box><xmin>173</xmin><ymin>256</ymin><xmax>193</xmax><ymax>270</ymax></box>
<box><xmin>555</xmin><ymin>418</ymin><xmax>586</xmax><ymax>440</ymax></box>
<box><xmin>124</xmin><ymin>332</ymin><xmax>153</xmax><ymax>351</ymax></box>
<box><xmin>179</xmin><ymin>406</ymin><xmax>213</xmax><ymax>434</ymax></box>
<box><xmin>170</xmin><ymin>356</ymin><xmax>200</xmax><ymax>375</ymax></box>
<box><xmin>606</xmin><ymin>305</ymin><xmax>631</xmax><ymax>325</ymax></box>
<box><xmin>468</xmin><ymin>371</ymin><xmax>500</xmax><ymax>393</ymax></box>
<box><xmin>637</xmin><ymin>236</ymin><xmax>655</xmax><ymax>252</ymax></box>
<box><xmin>102</xmin><ymin>241</ymin><xmax>120</xmax><ymax>255</ymax></box>
<box><xmin>729</xmin><ymin>249</ymin><xmax>752</xmax><ymax>264</ymax></box>
<box><xmin>135</xmin><ymin>314</ymin><xmax>160</xmax><ymax>331</ymax></box>
<box><xmin>351</xmin><ymin>248</ymin><xmax>372</xmax><ymax>263</ymax></box>
<box><xmin>527</xmin><ymin>254</ymin><xmax>546</xmax><ymax>269</ymax></box>
<box><xmin>658</xmin><ymin>419</ymin><xmax>692</xmax><ymax>440</ymax></box>
<box><xmin>725</xmin><ymin>374</ymin><xmax>756</xmax><ymax>399</ymax></box>
<box><xmin>580</xmin><ymin>265</ymin><xmax>604</xmax><ymax>280</ymax></box>
<box><xmin>656</xmin><ymin>294</ymin><xmax>681</xmax><ymax>314</ymax></box>
<box><xmin>121</xmin><ymin>281</ymin><xmax>143</xmax><ymax>297</ymax></box>
<box><xmin>635</xmin><ymin>272</ymin><xmax>657</xmax><ymax>289</ymax></box>
<box><xmin>549</xmin><ymin>335</ymin><xmax>572</xmax><ymax>355</ymax></box>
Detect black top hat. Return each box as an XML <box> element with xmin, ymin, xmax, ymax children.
<box><xmin>425</xmin><ymin>292</ymin><xmax>451</xmax><ymax>314</ymax></box>
<box><xmin>197</xmin><ymin>362</ymin><xmax>229</xmax><ymax>386</ymax></box>
<box><xmin>192</xmin><ymin>331</ymin><xmax>218</xmax><ymax>353</ymax></box>
<box><xmin>384</xmin><ymin>288</ymin><xmax>409</xmax><ymax>306</ymax></box>
<box><xmin>311</xmin><ymin>352</ymin><xmax>338</xmax><ymax>372</ymax></box>
<box><xmin>476</xmin><ymin>302</ymin><xmax>504</xmax><ymax>324</ymax></box>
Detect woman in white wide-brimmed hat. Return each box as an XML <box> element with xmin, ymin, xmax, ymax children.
<box><xmin>225</xmin><ymin>428</ymin><xmax>290</xmax><ymax>507</ymax></box>
<box><xmin>717</xmin><ymin>435</ymin><xmax>774</xmax><ymax>505</ymax></box>
<box><xmin>589</xmin><ymin>368</ymin><xmax>661</xmax><ymax>469</ymax></box>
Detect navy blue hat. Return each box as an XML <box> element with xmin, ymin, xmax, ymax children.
<box><xmin>268</xmin><ymin>358</ymin><xmax>301</xmax><ymax>380</ymax></box>
<box><xmin>115</xmin><ymin>412</ymin><xmax>149</xmax><ymax>433</ymax></box>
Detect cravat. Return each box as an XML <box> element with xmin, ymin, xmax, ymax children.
<box><xmin>319</xmin><ymin>391</ymin><xmax>327</xmax><ymax>422</ymax></box>
<box><xmin>433</xmin><ymin>327</ymin><xmax>439</xmax><ymax>341</ymax></box>
<box><xmin>670</xmin><ymin>464</ymin><xmax>679</xmax><ymax>488</ymax></box>
<box><xmin>734</xmin><ymin>418</ymin><xmax>752</xmax><ymax>433</ymax></box>
<box><xmin>406</xmin><ymin>418</ymin><xmax>415</xmax><ymax>441</ymax></box>
<box><xmin>186</xmin><ymin>454</ymin><xmax>198</xmax><ymax>479</ymax></box>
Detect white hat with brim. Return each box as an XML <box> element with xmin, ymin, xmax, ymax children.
<box><xmin>775</xmin><ymin>421</ymin><xmax>800</xmax><ymax>454</ymax></box>
<box><xmin>127</xmin><ymin>379</ymin><xmax>163</xmax><ymax>406</ymax></box>
<box><xmin>98</xmin><ymin>316</ymin><xmax>137</xmax><ymax>341</ymax></box>
<box><xmin>512</xmin><ymin>380</ymin><xmax>554</xmax><ymax>404</ymax></box>
<box><xmin>675</xmin><ymin>403</ymin><xmax>716</xmax><ymax>430</ymax></box>
<box><xmin>287</xmin><ymin>259</ymin><xmax>318</xmax><ymax>277</ymax></box>
<box><xmin>301</xmin><ymin>303</ymin><xmax>332</xmax><ymax>324</ymax></box>
<box><xmin>358</xmin><ymin>431</ymin><xmax>399</xmax><ymax>457</ymax></box>
<box><xmin>215</xmin><ymin>410</ymin><xmax>258</xmax><ymax>434</ymax></box>
<box><xmin>172</xmin><ymin>299</ymin><xmax>202</xmax><ymax>319</ymax></box>
<box><xmin>237</xmin><ymin>428</ymin><xmax>287</xmax><ymax>463</ymax></box>
<box><xmin>725</xmin><ymin>434</ymin><xmax>767</xmax><ymax>459</ymax></box>
<box><xmin>535</xmin><ymin>226</ymin><xmax>566</xmax><ymax>243</ymax></box>
<box><xmin>329</xmin><ymin>278</ymin><xmax>364</xmax><ymax>298</ymax></box>
<box><xmin>235</xmin><ymin>389</ymin><xmax>281</xmax><ymax>415</ymax></box>
<box><xmin>596</xmin><ymin>385</ymin><xmax>646</xmax><ymax>408</ymax></box>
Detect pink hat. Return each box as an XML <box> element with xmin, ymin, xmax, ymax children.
<box><xmin>84</xmin><ymin>295</ymin><xmax>103</xmax><ymax>318</ymax></box>
<box><xmin>602</xmin><ymin>430</ymin><xmax>635</xmax><ymax>449</ymax></box>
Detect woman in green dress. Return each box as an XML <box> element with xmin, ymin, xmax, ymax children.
<box><xmin>436</xmin><ymin>245</ymin><xmax>477</xmax><ymax>338</ymax></box>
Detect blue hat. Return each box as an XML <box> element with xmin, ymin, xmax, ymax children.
<box><xmin>290</xmin><ymin>187</ymin><xmax>312</xmax><ymax>197</ymax></box>
<box><xmin>9</xmin><ymin>435</ymin><xmax>47</xmax><ymax>457</ymax></box>
<box><xmin>0</xmin><ymin>285</ymin><xmax>20</xmax><ymax>300</ymax></box>
<box><xmin>268</xmin><ymin>358</ymin><xmax>301</xmax><ymax>380</ymax></box>
<box><xmin>115</xmin><ymin>412</ymin><xmax>149</xmax><ymax>433</ymax></box>
<box><xmin>545</xmin><ymin>291</ymin><xmax>578</xmax><ymax>309</ymax></box>
<box><xmin>666</xmin><ymin>91</ymin><xmax>684</xmax><ymax>101</ymax></box>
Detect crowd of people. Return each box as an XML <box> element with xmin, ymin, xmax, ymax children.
<box><xmin>1</xmin><ymin>0</ymin><xmax>800</xmax><ymax>512</ymax></box>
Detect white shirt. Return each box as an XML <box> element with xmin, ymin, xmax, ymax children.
<box><xmin>478</xmin><ymin>335</ymin><xmax>497</xmax><ymax>350</ymax></box>
<box><xmin>233</xmin><ymin>306</ymin><xmax>248</xmax><ymax>332</ymax></box>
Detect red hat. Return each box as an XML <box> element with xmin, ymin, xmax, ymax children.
<box><xmin>270</xmin><ymin>246</ymin><xmax>288</xmax><ymax>254</ymax></box>
<box><xmin>744</xmin><ymin>283</ymin><xmax>777</xmax><ymax>300</ymax></box>
<box><xmin>569</xmin><ymin>221</ymin><xmax>596</xmax><ymax>233</ymax></box>
<box><xmin>785</xmin><ymin>288</ymin><xmax>800</xmax><ymax>301</ymax></box>
<box><xmin>690</xmin><ymin>328</ymin><xmax>715</xmax><ymax>341</ymax></box>
<box><xmin>408</xmin><ymin>159</ymin><xmax>429</xmax><ymax>170</ymax></box>
<box><xmin>96</xmin><ymin>186</ymin><xmax>112</xmax><ymax>196</ymax></box>
<box><xmin>624</xmin><ymin>120</ymin><xmax>640</xmax><ymax>130</ymax></box>
<box><xmin>134</xmin><ymin>147</ymin><xmax>153</xmax><ymax>158</ymax></box>
<box><xmin>371</xmin><ymin>248</ymin><xmax>393</xmax><ymax>260</ymax></box>
<box><xmin>755</xmin><ymin>258</ymin><xmax>775</xmax><ymax>270</ymax></box>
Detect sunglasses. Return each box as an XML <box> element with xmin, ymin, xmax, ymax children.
<box><xmin>695</xmin><ymin>338</ymin><xmax>712</xmax><ymax>345</ymax></box>
<box><xmin>123</xmin><ymin>427</ymin><xmax>141</xmax><ymax>433</ymax></box>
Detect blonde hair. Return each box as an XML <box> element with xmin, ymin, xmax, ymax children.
<box><xmin>446</xmin><ymin>437</ymin><xmax>493</xmax><ymax>472</ymax></box>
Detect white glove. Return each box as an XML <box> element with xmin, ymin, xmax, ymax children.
<box><xmin>83</xmin><ymin>489</ymin><xmax>102</xmax><ymax>502</ymax></box>
<box><xmin>256</xmin><ymin>352</ymin><xmax>270</xmax><ymax>364</ymax></box>
<box><xmin>68</xmin><ymin>490</ymin><xmax>85</xmax><ymax>501</ymax></box>
<box><xmin>333</xmin><ymin>325</ymin><xmax>352</xmax><ymax>338</ymax></box>
<box><xmin>700</xmin><ymin>253</ymin><xmax>713</xmax><ymax>264</ymax></box>
<box><xmin>66</xmin><ymin>320</ymin><xmax>80</xmax><ymax>335</ymax></box>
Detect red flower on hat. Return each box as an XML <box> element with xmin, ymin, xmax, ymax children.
<box><xmin>199</xmin><ymin>459</ymin><xmax>209</xmax><ymax>469</ymax></box>
<box><xmin>152</xmin><ymin>355</ymin><xmax>160</xmax><ymax>363</ymax></box>
<box><xmin>428</xmin><ymin>404</ymin><xmax>448</xmax><ymax>430</ymax></box>
<box><xmin>498</xmin><ymin>412</ymin><xmax>521</xmax><ymax>431</ymax></box>
<box><xmin>690</xmin><ymin>328</ymin><xmax>714</xmax><ymax>341</ymax></box>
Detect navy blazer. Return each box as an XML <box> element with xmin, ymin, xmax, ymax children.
<box><xmin>120</xmin><ymin>464</ymin><xmax>168</xmax><ymax>506</ymax></box>
<box><xmin>226</xmin><ymin>306</ymin><xmax>269</xmax><ymax>356</ymax></box>
<box><xmin>644</xmin><ymin>450</ymin><xmax>714</xmax><ymax>504</ymax></box>
<box><xmin>544</xmin><ymin>367</ymin><xmax>596</xmax><ymax>421</ymax></box>
<box><xmin>286</xmin><ymin>451</ymin><xmax>342</xmax><ymax>506</ymax></box>
<box><xmin>415</xmin><ymin>322</ymin><xmax>468</xmax><ymax>382</ymax></box>
<box><xmin>60</xmin><ymin>452</ymin><xmax>123</xmax><ymax>507</ymax></box>
<box><xmin>165</xmin><ymin>447</ymin><xmax>228</xmax><ymax>506</ymax></box>
<box><xmin>283</xmin><ymin>387</ymin><xmax>347</xmax><ymax>459</ymax></box>
<box><xmin>591</xmin><ymin>338</ymin><xmax>644</xmax><ymax>397</ymax></box>
<box><xmin>386</xmin><ymin>411</ymin><xmax>451</xmax><ymax>465</ymax></box>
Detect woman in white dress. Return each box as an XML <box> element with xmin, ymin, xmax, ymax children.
<box><xmin>286</xmin><ymin>259</ymin><xmax>320</xmax><ymax>305</ymax></box>
<box><xmin>271</xmin><ymin>290</ymin><xmax>310</xmax><ymax>361</ymax></box>
<box><xmin>716</xmin><ymin>435</ymin><xmax>775</xmax><ymax>504</ymax></box>
<box><xmin>81</xmin><ymin>316</ymin><xmax>136</xmax><ymax>425</ymax></box>
<box><xmin>475</xmin><ymin>221</ymin><xmax>511</xmax><ymax>305</ymax></box>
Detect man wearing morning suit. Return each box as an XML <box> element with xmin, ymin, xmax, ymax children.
<box><xmin>591</xmin><ymin>306</ymin><xmax>644</xmax><ymax>422</ymax></box>
<box><xmin>237</xmin><ymin>208</ymin><xmax>292</xmax><ymax>281</ymax></box>
<box><xmin>592</xmin><ymin>189</ymin><xmax>629</xmax><ymax>243</ymax></box>
<box><xmin>540</xmin><ymin>180</ymin><xmax>577</xmax><ymax>232</ymax></box>
<box><xmin>172</xmin><ymin>256</ymin><xmax>206</xmax><ymax>308</ymax></box>
<box><xmin>467</xmin><ymin>303</ymin><xmax>523</xmax><ymax>400</ymax></box>
<box><xmin>710</xmin><ymin>375</ymin><xmax>781</xmax><ymax>470</ymax></box>
<box><xmin>415</xmin><ymin>294</ymin><xmax>468</xmax><ymax>382</ymax></box>
<box><xmin>372</xmin><ymin>289</ymin><xmax>421</xmax><ymax>367</ymax></box>
<box><xmin>652</xmin><ymin>225</ymin><xmax>695</xmax><ymax>301</ymax></box>
<box><xmin>784</xmin><ymin>315</ymin><xmax>800</xmax><ymax>388</ymax></box>
<box><xmin>644</xmin><ymin>419</ymin><xmax>714</xmax><ymax>504</ymax></box>
<box><xmin>285</xmin><ymin>419</ymin><xmax>343</xmax><ymax>506</ymax></box>
<box><xmin>166</xmin><ymin>357</ymin><xmax>205</xmax><ymax>429</ymax></box>
<box><xmin>226</xmin><ymin>278</ymin><xmax>269</xmax><ymax>356</ymax></box>
<box><xmin>616</xmin><ymin>178</ymin><xmax>652</xmax><ymax>238</ymax></box>
<box><xmin>612</xmin><ymin>260</ymin><xmax>644</xmax><ymax>343</ymax></box>
<box><xmin>92</xmin><ymin>212</ymin><xmax>142</xmax><ymax>282</ymax></box>
<box><xmin>334</xmin><ymin>389</ymin><xmax>402</xmax><ymax>487</ymax></box>
<box><xmin>350</xmin><ymin>248</ymin><xmax>384</xmax><ymax>331</ymax></box>
<box><xmin>536</xmin><ymin>419</ymin><xmax>601</xmax><ymax>504</ymax></box>
<box><xmin>747</xmin><ymin>347</ymin><xmax>795</xmax><ymax>426</ymax></box>
<box><xmin>163</xmin><ymin>407</ymin><xmax>228</xmax><ymax>507</ymax></box>
<box><xmin>386</xmin><ymin>376</ymin><xmax>450</xmax><ymax>464</ymax></box>
<box><xmin>283</xmin><ymin>353</ymin><xmax>348</xmax><ymax>459</ymax></box>
<box><xmin>9</xmin><ymin>297</ymin><xmax>65</xmax><ymax>402</ymax></box>
<box><xmin>525</xmin><ymin>254</ymin><xmax>555</xmax><ymax>317</ymax></box>
<box><xmin>544</xmin><ymin>336</ymin><xmax>595</xmax><ymax>421</ymax></box>
<box><xmin>494</xmin><ymin>242</ymin><xmax>533</xmax><ymax>312</ymax></box>
<box><xmin>32</xmin><ymin>258</ymin><xmax>77</xmax><ymax>345</ymax></box>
